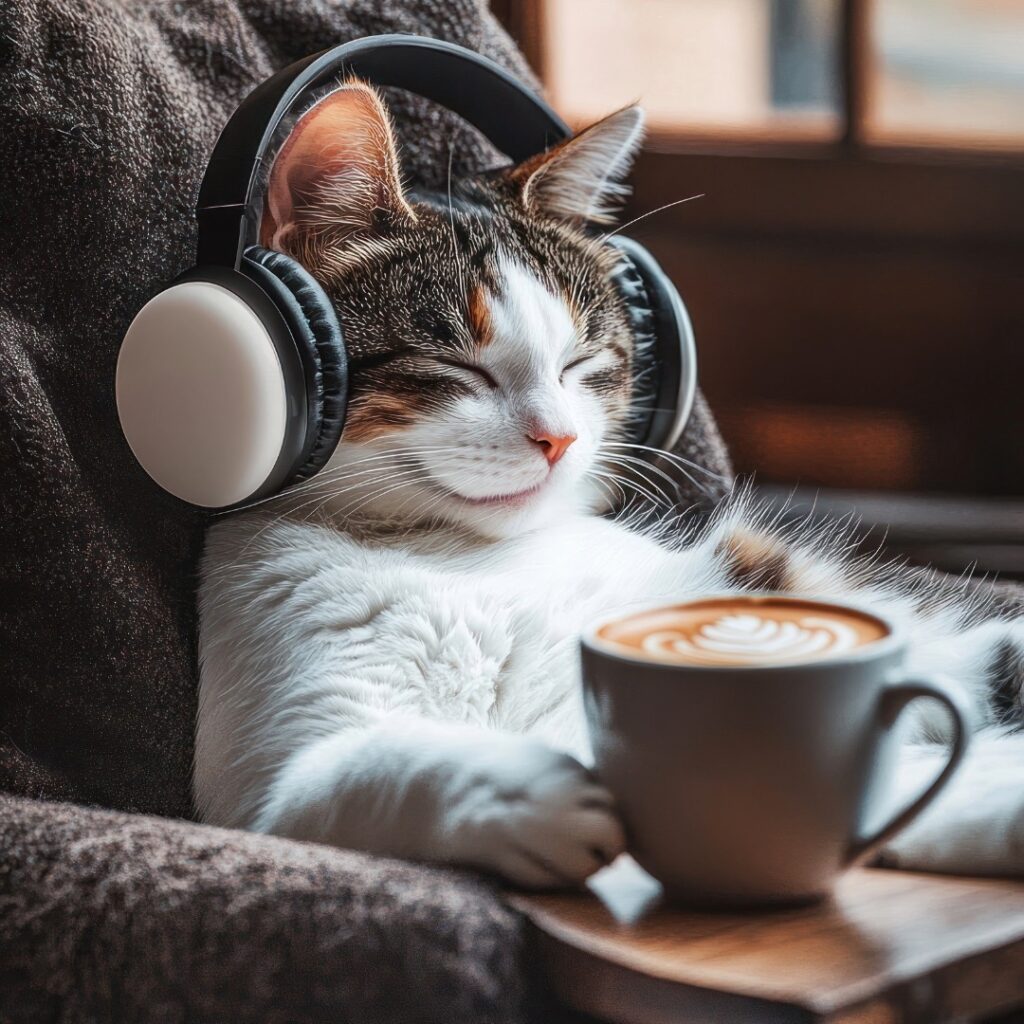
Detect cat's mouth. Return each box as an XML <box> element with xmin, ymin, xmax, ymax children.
<box><xmin>425</xmin><ymin>475</ymin><xmax>547</xmax><ymax>509</ymax></box>
<box><xmin>456</xmin><ymin>482</ymin><xmax>545</xmax><ymax>507</ymax></box>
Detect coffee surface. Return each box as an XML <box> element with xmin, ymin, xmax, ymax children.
<box><xmin>597</xmin><ymin>597</ymin><xmax>889</xmax><ymax>666</ymax></box>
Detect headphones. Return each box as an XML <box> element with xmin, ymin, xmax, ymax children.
<box><xmin>115</xmin><ymin>34</ymin><xmax>697</xmax><ymax>510</ymax></box>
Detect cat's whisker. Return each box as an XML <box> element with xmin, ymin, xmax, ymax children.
<box><xmin>313</xmin><ymin>474</ymin><xmax>426</xmax><ymax>524</ymax></box>
<box><xmin>309</xmin><ymin>464</ymin><xmax>428</xmax><ymax>506</ymax></box>
<box><xmin>597</xmin><ymin>460</ymin><xmax>675</xmax><ymax>509</ymax></box>
<box><xmin>277</xmin><ymin>464</ymin><xmax>428</xmax><ymax>513</ymax></box>
<box><xmin>280</xmin><ymin>461</ymin><xmax>420</xmax><ymax>499</ymax></box>
<box><xmin>604</xmin><ymin>443</ymin><xmax>728</xmax><ymax>498</ymax></box>
<box><xmin>315</xmin><ymin>489</ymin><xmax>402</xmax><ymax>524</ymax></box>
<box><xmin>216</xmin><ymin>446</ymin><xmax>461</xmax><ymax>515</ymax></box>
<box><xmin>596</xmin><ymin>450</ymin><xmax>684</xmax><ymax>504</ymax></box>
<box><xmin>299</xmin><ymin>453</ymin><xmax>427</xmax><ymax>479</ymax></box>
<box><xmin>588</xmin><ymin>467</ymin><xmax>666</xmax><ymax>510</ymax></box>
<box><xmin>588</xmin><ymin>475</ymin><xmax>621</xmax><ymax>514</ymax></box>
<box><xmin>251</xmin><ymin>466</ymin><xmax>429</xmax><ymax>538</ymax></box>
<box><xmin>587</xmin><ymin>471</ymin><xmax>628</xmax><ymax>510</ymax></box>
<box><xmin>382</xmin><ymin>472</ymin><xmax>454</xmax><ymax>522</ymax></box>
<box><xmin>604</xmin><ymin>441</ymin><xmax>729</xmax><ymax>483</ymax></box>
<box><xmin>586</xmin><ymin>465</ymin><xmax>629</xmax><ymax>497</ymax></box>
<box><xmin>379</xmin><ymin>476</ymin><xmax>465</xmax><ymax>528</ymax></box>
<box><xmin>269</xmin><ymin>445</ymin><xmax>471</xmax><ymax>498</ymax></box>
<box><xmin>446</xmin><ymin>141</ymin><xmax>470</xmax><ymax>310</ymax></box>
<box><xmin>619</xmin><ymin>403</ymin><xmax>688</xmax><ymax>416</ymax></box>
<box><xmin>598</xmin><ymin>193</ymin><xmax>705</xmax><ymax>244</ymax></box>
<box><xmin>598</xmin><ymin>451</ymin><xmax>682</xmax><ymax>506</ymax></box>
<box><xmin>605</xmin><ymin>452</ymin><xmax>687</xmax><ymax>503</ymax></box>
<box><xmin>298</xmin><ymin>444</ymin><xmax>464</xmax><ymax>475</ymax></box>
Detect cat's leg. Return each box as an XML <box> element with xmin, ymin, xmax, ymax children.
<box><xmin>877</xmin><ymin>729</ymin><xmax>1024</xmax><ymax>876</ymax></box>
<box><xmin>878</xmin><ymin>620</ymin><xmax>1024</xmax><ymax>876</ymax></box>
<box><xmin>200</xmin><ymin>568</ymin><xmax>624</xmax><ymax>889</ymax></box>
<box><xmin>255</xmin><ymin>717</ymin><xmax>625</xmax><ymax>888</ymax></box>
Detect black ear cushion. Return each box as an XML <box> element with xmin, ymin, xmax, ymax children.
<box><xmin>242</xmin><ymin>246</ymin><xmax>348</xmax><ymax>480</ymax></box>
<box><xmin>606</xmin><ymin>237</ymin><xmax>663</xmax><ymax>446</ymax></box>
<box><xmin>605</xmin><ymin>235</ymin><xmax>689</xmax><ymax>452</ymax></box>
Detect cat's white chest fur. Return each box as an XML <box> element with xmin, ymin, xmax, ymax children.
<box><xmin>200</xmin><ymin>512</ymin><xmax>701</xmax><ymax>783</ymax></box>
<box><xmin>196</xmin><ymin>512</ymin><xmax>675</xmax><ymax>863</ymax></box>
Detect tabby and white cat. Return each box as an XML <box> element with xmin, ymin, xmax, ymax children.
<box><xmin>196</xmin><ymin>82</ymin><xmax>1024</xmax><ymax>886</ymax></box>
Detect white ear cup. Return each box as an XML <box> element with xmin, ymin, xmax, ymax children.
<box><xmin>116</xmin><ymin>281</ymin><xmax>288</xmax><ymax>508</ymax></box>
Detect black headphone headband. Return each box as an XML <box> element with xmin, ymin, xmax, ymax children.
<box><xmin>197</xmin><ymin>34</ymin><xmax>571</xmax><ymax>269</ymax></box>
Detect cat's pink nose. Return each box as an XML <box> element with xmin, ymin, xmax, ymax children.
<box><xmin>529</xmin><ymin>430</ymin><xmax>577</xmax><ymax>466</ymax></box>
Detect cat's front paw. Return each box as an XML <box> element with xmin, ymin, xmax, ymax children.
<box><xmin>442</xmin><ymin>737</ymin><xmax>626</xmax><ymax>889</ymax></box>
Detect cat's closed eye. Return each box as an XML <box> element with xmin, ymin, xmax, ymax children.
<box><xmin>435</xmin><ymin>357</ymin><xmax>499</xmax><ymax>390</ymax></box>
<box><xmin>559</xmin><ymin>354</ymin><xmax>597</xmax><ymax>383</ymax></box>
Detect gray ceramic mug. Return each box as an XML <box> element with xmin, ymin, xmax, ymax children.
<box><xmin>580</xmin><ymin>595</ymin><xmax>971</xmax><ymax>906</ymax></box>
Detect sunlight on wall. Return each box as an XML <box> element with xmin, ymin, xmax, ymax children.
<box><xmin>542</xmin><ymin>0</ymin><xmax>839</xmax><ymax>136</ymax></box>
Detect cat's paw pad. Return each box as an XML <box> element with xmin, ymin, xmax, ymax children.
<box><xmin>447</xmin><ymin>739</ymin><xmax>626</xmax><ymax>889</ymax></box>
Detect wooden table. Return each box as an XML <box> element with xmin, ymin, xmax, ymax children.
<box><xmin>511</xmin><ymin>857</ymin><xmax>1024</xmax><ymax>1024</ymax></box>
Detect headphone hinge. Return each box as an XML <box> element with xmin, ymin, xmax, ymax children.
<box><xmin>196</xmin><ymin>204</ymin><xmax>248</xmax><ymax>269</ymax></box>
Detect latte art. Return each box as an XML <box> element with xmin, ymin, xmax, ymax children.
<box><xmin>642</xmin><ymin>613</ymin><xmax>860</xmax><ymax>666</ymax></box>
<box><xmin>596</xmin><ymin>596</ymin><xmax>889</xmax><ymax>667</ymax></box>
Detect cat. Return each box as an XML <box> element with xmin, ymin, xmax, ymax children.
<box><xmin>195</xmin><ymin>80</ymin><xmax>1024</xmax><ymax>887</ymax></box>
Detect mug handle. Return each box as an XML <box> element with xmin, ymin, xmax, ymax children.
<box><xmin>844</xmin><ymin>676</ymin><xmax>971</xmax><ymax>867</ymax></box>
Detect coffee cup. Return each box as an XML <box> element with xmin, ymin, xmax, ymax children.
<box><xmin>580</xmin><ymin>594</ymin><xmax>970</xmax><ymax>906</ymax></box>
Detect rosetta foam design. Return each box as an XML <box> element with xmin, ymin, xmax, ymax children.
<box><xmin>642</xmin><ymin>613</ymin><xmax>860</xmax><ymax>666</ymax></box>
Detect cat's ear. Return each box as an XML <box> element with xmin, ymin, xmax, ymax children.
<box><xmin>260</xmin><ymin>80</ymin><xmax>415</xmax><ymax>254</ymax></box>
<box><xmin>508</xmin><ymin>105</ymin><xmax>645</xmax><ymax>225</ymax></box>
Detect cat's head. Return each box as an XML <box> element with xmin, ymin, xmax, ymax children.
<box><xmin>262</xmin><ymin>81</ymin><xmax>646</xmax><ymax>538</ymax></box>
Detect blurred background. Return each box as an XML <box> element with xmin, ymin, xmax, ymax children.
<box><xmin>492</xmin><ymin>0</ymin><xmax>1024</xmax><ymax>578</ymax></box>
